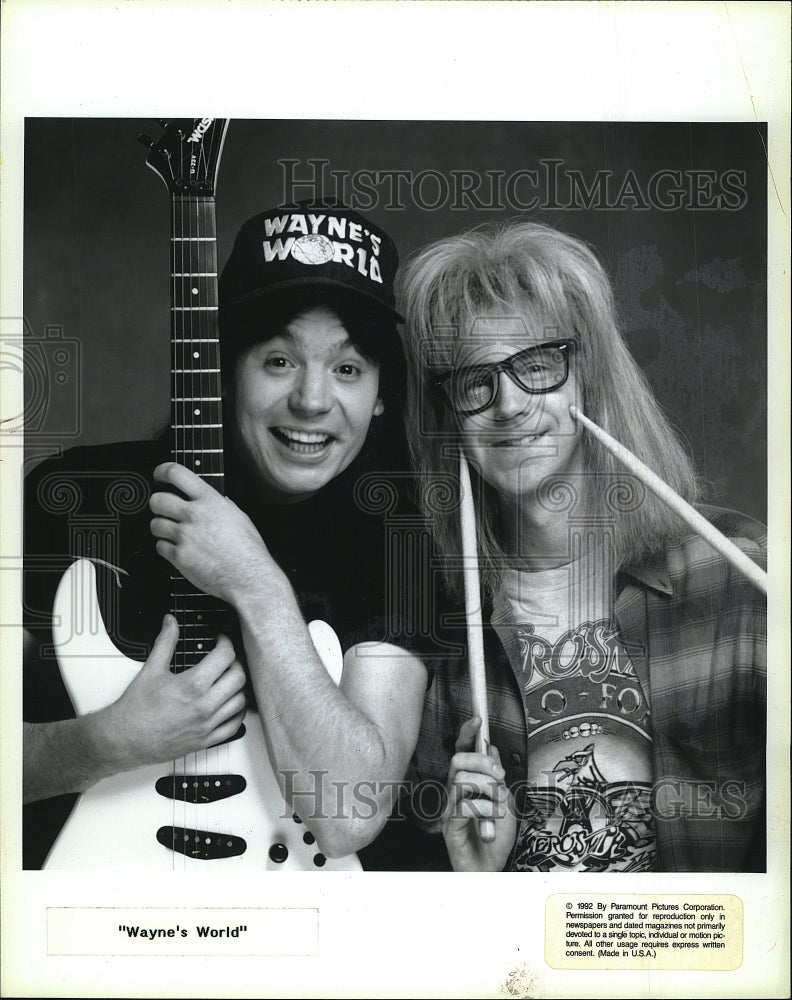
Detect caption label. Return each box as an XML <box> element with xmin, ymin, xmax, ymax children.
<box><xmin>545</xmin><ymin>894</ymin><xmax>742</xmax><ymax>970</ymax></box>
<box><xmin>47</xmin><ymin>907</ymin><xmax>318</xmax><ymax>957</ymax></box>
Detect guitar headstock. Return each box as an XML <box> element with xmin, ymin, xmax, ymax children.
<box><xmin>139</xmin><ymin>118</ymin><xmax>229</xmax><ymax>195</ymax></box>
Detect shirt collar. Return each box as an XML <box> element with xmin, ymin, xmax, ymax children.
<box><xmin>617</xmin><ymin>550</ymin><xmax>673</xmax><ymax>596</ymax></box>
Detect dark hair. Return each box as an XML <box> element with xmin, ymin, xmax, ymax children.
<box><xmin>222</xmin><ymin>286</ymin><xmax>404</xmax><ymax>403</ymax></box>
<box><xmin>220</xmin><ymin>285</ymin><xmax>408</xmax><ymax>466</ymax></box>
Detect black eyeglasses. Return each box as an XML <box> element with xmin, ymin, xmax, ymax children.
<box><xmin>430</xmin><ymin>340</ymin><xmax>575</xmax><ymax>416</ymax></box>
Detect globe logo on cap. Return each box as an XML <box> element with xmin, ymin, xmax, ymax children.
<box><xmin>291</xmin><ymin>234</ymin><xmax>335</xmax><ymax>265</ymax></box>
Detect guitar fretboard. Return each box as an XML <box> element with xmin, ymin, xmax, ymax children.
<box><xmin>170</xmin><ymin>194</ymin><xmax>227</xmax><ymax>670</ymax></box>
<box><xmin>171</xmin><ymin>194</ymin><xmax>224</xmax><ymax>491</ymax></box>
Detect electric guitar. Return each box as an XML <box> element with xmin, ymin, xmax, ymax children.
<box><xmin>43</xmin><ymin>119</ymin><xmax>360</xmax><ymax>871</ymax></box>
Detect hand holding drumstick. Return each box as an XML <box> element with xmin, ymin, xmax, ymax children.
<box><xmin>442</xmin><ymin>716</ymin><xmax>516</xmax><ymax>872</ymax></box>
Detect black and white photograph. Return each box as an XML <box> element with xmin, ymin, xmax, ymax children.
<box><xmin>1</xmin><ymin>3</ymin><xmax>789</xmax><ymax>999</ymax></box>
<box><xmin>19</xmin><ymin>116</ymin><xmax>770</xmax><ymax>874</ymax></box>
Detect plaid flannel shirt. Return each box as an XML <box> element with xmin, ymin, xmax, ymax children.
<box><xmin>412</xmin><ymin>505</ymin><xmax>767</xmax><ymax>872</ymax></box>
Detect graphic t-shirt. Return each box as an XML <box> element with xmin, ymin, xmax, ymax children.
<box><xmin>491</xmin><ymin>550</ymin><xmax>655</xmax><ymax>872</ymax></box>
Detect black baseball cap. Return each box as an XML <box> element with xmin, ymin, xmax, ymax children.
<box><xmin>220</xmin><ymin>198</ymin><xmax>403</xmax><ymax>323</ymax></box>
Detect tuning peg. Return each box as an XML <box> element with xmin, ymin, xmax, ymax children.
<box><xmin>137</xmin><ymin>133</ymin><xmax>156</xmax><ymax>149</ymax></box>
<box><xmin>155</xmin><ymin>119</ymin><xmax>169</xmax><ymax>128</ymax></box>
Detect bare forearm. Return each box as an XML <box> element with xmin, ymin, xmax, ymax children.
<box><xmin>23</xmin><ymin>714</ymin><xmax>120</xmax><ymax>804</ymax></box>
<box><xmin>23</xmin><ymin>619</ymin><xmax>247</xmax><ymax>806</ymax></box>
<box><xmin>234</xmin><ymin>579</ymin><xmax>412</xmax><ymax>855</ymax></box>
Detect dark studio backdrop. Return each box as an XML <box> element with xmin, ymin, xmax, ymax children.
<box><xmin>23</xmin><ymin>118</ymin><xmax>767</xmax><ymax>522</ymax></box>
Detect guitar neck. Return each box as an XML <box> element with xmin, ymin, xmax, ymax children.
<box><xmin>170</xmin><ymin>193</ymin><xmax>228</xmax><ymax>668</ymax></box>
<box><xmin>170</xmin><ymin>193</ymin><xmax>225</xmax><ymax>495</ymax></box>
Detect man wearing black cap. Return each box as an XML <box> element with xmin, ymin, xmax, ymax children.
<box><xmin>23</xmin><ymin>201</ymin><xmax>431</xmax><ymax>869</ymax></box>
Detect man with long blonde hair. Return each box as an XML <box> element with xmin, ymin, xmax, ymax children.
<box><xmin>399</xmin><ymin>220</ymin><xmax>766</xmax><ymax>873</ymax></box>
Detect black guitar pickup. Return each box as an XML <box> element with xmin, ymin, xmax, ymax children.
<box><xmin>157</xmin><ymin>826</ymin><xmax>247</xmax><ymax>860</ymax></box>
<box><xmin>155</xmin><ymin>774</ymin><xmax>246</xmax><ymax>803</ymax></box>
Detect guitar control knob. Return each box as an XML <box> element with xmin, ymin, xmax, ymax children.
<box><xmin>302</xmin><ymin>831</ymin><xmax>316</xmax><ymax>845</ymax></box>
<box><xmin>313</xmin><ymin>854</ymin><xmax>327</xmax><ymax>868</ymax></box>
<box><xmin>268</xmin><ymin>843</ymin><xmax>289</xmax><ymax>864</ymax></box>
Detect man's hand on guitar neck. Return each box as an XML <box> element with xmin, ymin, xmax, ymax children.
<box><xmin>150</xmin><ymin>463</ymin><xmax>278</xmax><ymax>605</ymax></box>
<box><xmin>23</xmin><ymin>616</ymin><xmax>247</xmax><ymax>804</ymax></box>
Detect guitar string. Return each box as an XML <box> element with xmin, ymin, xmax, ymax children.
<box><xmin>174</xmin><ymin>184</ymin><xmax>187</xmax><ymax>868</ymax></box>
<box><xmin>189</xmin><ymin>185</ymin><xmax>198</xmax><ymax>864</ymax></box>
<box><xmin>193</xmin><ymin>186</ymin><xmax>214</xmax><ymax>865</ymax></box>
<box><xmin>193</xmin><ymin>187</ymin><xmax>205</xmax><ymax>867</ymax></box>
<box><xmin>176</xmin><ymin>182</ymin><xmax>196</xmax><ymax>866</ymax></box>
<box><xmin>180</xmin><ymin>175</ymin><xmax>229</xmax><ymax>865</ymax></box>
<box><xmin>170</xmin><ymin>183</ymin><xmax>179</xmax><ymax>867</ymax></box>
<box><xmin>170</xmin><ymin>180</ymin><xmax>179</xmax><ymax>867</ymax></box>
<box><xmin>199</xmin><ymin>184</ymin><xmax>226</xmax><ymax>861</ymax></box>
<box><xmin>189</xmin><ymin>185</ymin><xmax>208</xmax><ymax>865</ymax></box>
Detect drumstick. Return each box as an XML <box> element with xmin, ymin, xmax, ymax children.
<box><xmin>570</xmin><ymin>405</ymin><xmax>768</xmax><ymax>595</ymax></box>
<box><xmin>459</xmin><ymin>453</ymin><xmax>496</xmax><ymax>843</ymax></box>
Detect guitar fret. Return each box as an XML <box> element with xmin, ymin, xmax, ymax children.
<box><xmin>175</xmin><ymin>624</ymin><xmax>225</xmax><ymax>631</ymax></box>
<box><xmin>169</xmin><ymin>617</ymin><xmax>225</xmax><ymax>621</ymax></box>
<box><xmin>171</xmin><ymin>396</ymin><xmax>222</xmax><ymax>400</ymax></box>
<box><xmin>171</xmin><ymin>340</ymin><xmax>220</xmax><ymax>344</ymax></box>
<box><xmin>172</xmin><ymin>272</ymin><xmax>217</xmax><ymax>277</ymax></box>
<box><xmin>169</xmin><ymin>597</ymin><xmax>225</xmax><ymax>606</ymax></box>
<box><xmin>172</xmin><ymin>306</ymin><xmax>218</xmax><ymax>311</ymax></box>
<box><xmin>168</xmin><ymin>599</ymin><xmax>225</xmax><ymax>605</ymax></box>
<box><xmin>172</xmin><ymin>237</ymin><xmax>215</xmax><ymax>241</ymax></box>
<box><xmin>172</xmin><ymin>369</ymin><xmax>221</xmax><ymax>374</ymax></box>
<box><xmin>169</xmin><ymin>611</ymin><xmax>227</xmax><ymax>619</ymax></box>
<box><xmin>170</xmin><ymin>589</ymin><xmax>222</xmax><ymax>598</ymax></box>
<box><xmin>170</xmin><ymin>471</ymin><xmax>225</xmax><ymax>478</ymax></box>
<box><xmin>169</xmin><ymin>615</ymin><xmax>225</xmax><ymax>620</ymax></box>
<box><xmin>173</xmin><ymin>423</ymin><xmax>222</xmax><ymax>428</ymax></box>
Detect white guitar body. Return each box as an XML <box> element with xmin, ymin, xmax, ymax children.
<box><xmin>43</xmin><ymin>559</ymin><xmax>361</xmax><ymax>871</ymax></box>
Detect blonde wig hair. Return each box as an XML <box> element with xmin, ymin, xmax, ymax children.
<box><xmin>397</xmin><ymin>220</ymin><xmax>701</xmax><ymax>599</ymax></box>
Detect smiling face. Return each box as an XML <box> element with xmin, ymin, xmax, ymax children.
<box><xmin>233</xmin><ymin>304</ymin><xmax>383</xmax><ymax>503</ymax></box>
<box><xmin>455</xmin><ymin>313</ymin><xmax>585</xmax><ymax>504</ymax></box>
